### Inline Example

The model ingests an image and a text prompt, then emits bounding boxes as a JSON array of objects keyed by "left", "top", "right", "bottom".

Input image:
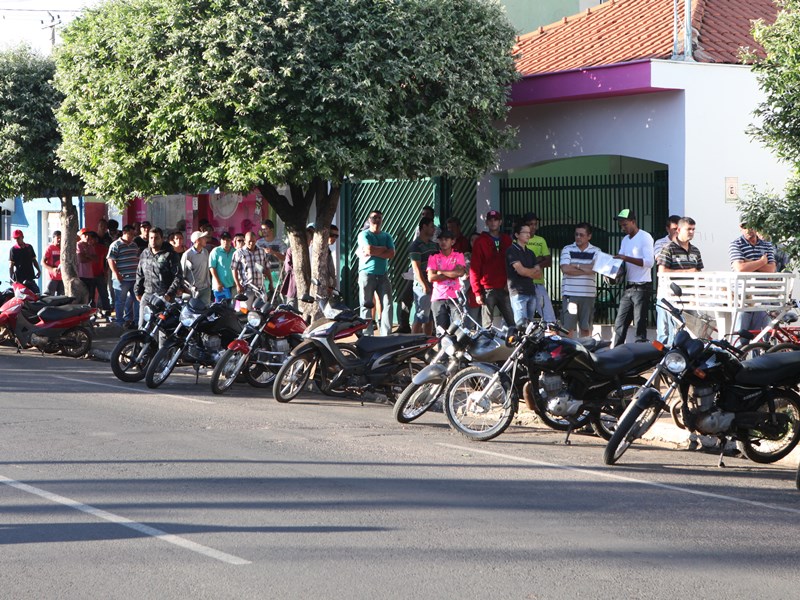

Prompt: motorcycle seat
[
  {"left": 36, "top": 296, "right": 75, "bottom": 307},
  {"left": 356, "top": 334, "right": 430, "bottom": 354},
  {"left": 591, "top": 343, "right": 663, "bottom": 377},
  {"left": 37, "top": 304, "right": 94, "bottom": 322},
  {"left": 735, "top": 352, "right": 800, "bottom": 386},
  {"left": 577, "top": 337, "right": 611, "bottom": 353}
]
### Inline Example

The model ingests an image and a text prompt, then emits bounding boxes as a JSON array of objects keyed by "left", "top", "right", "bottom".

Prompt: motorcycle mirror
[
  {"left": 234, "top": 293, "right": 248, "bottom": 302},
  {"left": 567, "top": 302, "right": 578, "bottom": 315},
  {"left": 670, "top": 282, "right": 683, "bottom": 297},
  {"left": 301, "top": 294, "right": 314, "bottom": 303}
]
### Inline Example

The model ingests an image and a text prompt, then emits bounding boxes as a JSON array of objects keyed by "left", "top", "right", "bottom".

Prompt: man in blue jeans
[
  {"left": 357, "top": 210, "right": 395, "bottom": 336},
  {"left": 107, "top": 224, "right": 141, "bottom": 328}
]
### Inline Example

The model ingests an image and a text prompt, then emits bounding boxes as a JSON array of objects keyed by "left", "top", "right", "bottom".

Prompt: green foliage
[
  {"left": 54, "top": 0, "right": 519, "bottom": 205},
  {"left": 0, "top": 45, "right": 81, "bottom": 199},
  {"left": 738, "top": 182, "right": 800, "bottom": 268}
]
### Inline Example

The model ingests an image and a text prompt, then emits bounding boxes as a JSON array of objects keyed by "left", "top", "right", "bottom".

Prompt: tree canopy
[{"left": 54, "top": 0, "right": 518, "bottom": 203}]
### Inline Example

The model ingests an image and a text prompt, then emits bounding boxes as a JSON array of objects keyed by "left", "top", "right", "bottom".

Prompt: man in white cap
[{"left": 181, "top": 230, "right": 212, "bottom": 306}]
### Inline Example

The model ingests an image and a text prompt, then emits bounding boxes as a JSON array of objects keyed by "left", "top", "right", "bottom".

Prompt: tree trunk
[{"left": 59, "top": 194, "right": 88, "bottom": 303}]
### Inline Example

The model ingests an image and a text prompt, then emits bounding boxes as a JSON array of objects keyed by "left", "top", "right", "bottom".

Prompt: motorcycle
[
  {"left": 393, "top": 296, "right": 514, "bottom": 424},
  {"left": 443, "top": 319, "right": 663, "bottom": 442},
  {"left": 144, "top": 297, "right": 245, "bottom": 388},
  {"left": 604, "top": 283, "right": 800, "bottom": 466},
  {"left": 109, "top": 295, "right": 182, "bottom": 382},
  {"left": 0, "top": 281, "right": 95, "bottom": 357},
  {"left": 272, "top": 292, "right": 436, "bottom": 404}
]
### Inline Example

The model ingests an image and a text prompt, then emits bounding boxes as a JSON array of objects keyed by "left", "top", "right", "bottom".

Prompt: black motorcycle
[
  {"left": 109, "top": 295, "right": 182, "bottom": 382},
  {"left": 145, "top": 297, "right": 245, "bottom": 388},
  {"left": 604, "top": 284, "right": 800, "bottom": 466},
  {"left": 443, "top": 320, "right": 662, "bottom": 442}
]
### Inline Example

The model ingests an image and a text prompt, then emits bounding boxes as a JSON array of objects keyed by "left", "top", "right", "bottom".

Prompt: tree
[
  {"left": 54, "top": 0, "right": 518, "bottom": 308},
  {"left": 0, "top": 46, "right": 87, "bottom": 300}
]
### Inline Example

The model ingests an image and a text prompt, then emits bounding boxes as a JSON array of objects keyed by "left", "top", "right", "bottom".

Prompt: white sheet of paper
[{"left": 593, "top": 251, "right": 623, "bottom": 278}]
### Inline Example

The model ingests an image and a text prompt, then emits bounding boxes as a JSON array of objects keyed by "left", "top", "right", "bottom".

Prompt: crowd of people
[{"left": 6, "top": 206, "right": 785, "bottom": 343}]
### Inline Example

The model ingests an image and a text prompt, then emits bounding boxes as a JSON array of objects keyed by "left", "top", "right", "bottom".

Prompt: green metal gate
[
  {"left": 499, "top": 170, "right": 669, "bottom": 322},
  {"left": 340, "top": 177, "right": 476, "bottom": 308}
]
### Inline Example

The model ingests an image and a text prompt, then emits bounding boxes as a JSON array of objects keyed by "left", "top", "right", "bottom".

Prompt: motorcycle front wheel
[
  {"left": 210, "top": 348, "right": 249, "bottom": 395},
  {"left": 737, "top": 390, "right": 800, "bottom": 463},
  {"left": 393, "top": 381, "right": 444, "bottom": 423},
  {"left": 273, "top": 351, "right": 318, "bottom": 403},
  {"left": 60, "top": 327, "right": 92, "bottom": 358},
  {"left": 110, "top": 333, "right": 155, "bottom": 382},
  {"left": 603, "top": 401, "right": 662, "bottom": 465},
  {"left": 314, "top": 344, "right": 359, "bottom": 397},
  {"left": 444, "top": 366, "right": 516, "bottom": 442},
  {"left": 145, "top": 342, "right": 183, "bottom": 389}
]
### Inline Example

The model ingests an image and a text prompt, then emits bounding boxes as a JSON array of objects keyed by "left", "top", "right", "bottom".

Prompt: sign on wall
[{"left": 725, "top": 177, "right": 739, "bottom": 203}]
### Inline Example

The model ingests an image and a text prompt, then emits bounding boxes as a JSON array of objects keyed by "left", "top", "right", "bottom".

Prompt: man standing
[
  {"left": 209, "top": 232, "right": 236, "bottom": 302},
  {"left": 408, "top": 216, "right": 438, "bottom": 335},
  {"left": 134, "top": 227, "right": 182, "bottom": 328},
  {"left": 169, "top": 230, "right": 187, "bottom": 255},
  {"left": 43, "top": 230, "right": 63, "bottom": 296},
  {"left": 8, "top": 229, "right": 41, "bottom": 293},
  {"left": 91, "top": 231, "right": 112, "bottom": 318},
  {"left": 657, "top": 217, "right": 703, "bottom": 344},
  {"left": 181, "top": 230, "right": 212, "bottom": 306},
  {"left": 523, "top": 213, "right": 556, "bottom": 322},
  {"left": 256, "top": 219, "right": 286, "bottom": 294},
  {"left": 231, "top": 231, "right": 269, "bottom": 309},
  {"left": 357, "top": 209, "right": 395, "bottom": 336},
  {"left": 729, "top": 221, "right": 777, "bottom": 334},
  {"left": 469, "top": 210, "right": 514, "bottom": 327},
  {"left": 446, "top": 216, "right": 471, "bottom": 254},
  {"left": 134, "top": 221, "right": 151, "bottom": 251},
  {"left": 653, "top": 215, "right": 681, "bottom": 344},
  {"left": 108, "top": 224, "right": 141, "bottom": 328},
  {"left": 506, "top": 222, "right": 540, "bottom": 326},
  {"left": 560, "top": 223, "right": 600, "bottom": 338},
  {"left": 427, "top": 230, "right": 466, "bottom": 329},
  {"left": 77, "top": 228, "right": 98, "bottom": 305},
  {"left": 613, "top": 209, "right": 655, "bottom": 346}
]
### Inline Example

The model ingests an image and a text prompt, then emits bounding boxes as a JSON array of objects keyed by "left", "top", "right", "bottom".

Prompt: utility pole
[{"left": 40, "top": 11, "right": 61, "bottom": 48}]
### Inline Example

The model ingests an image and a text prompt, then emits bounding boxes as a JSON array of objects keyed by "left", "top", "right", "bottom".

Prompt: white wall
[{"left": 480, "top": 60, "right": 792, "bottom": 270}]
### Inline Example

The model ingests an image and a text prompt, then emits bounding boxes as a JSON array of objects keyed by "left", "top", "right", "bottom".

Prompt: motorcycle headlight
[
  {"left": 664, "top": 351, "right": 687, "bottom": 374},
  {"left": 180, "top": 305, "right": 198, "bottom": 328},
  {"left": 142, "top": 305, "right": 153, "bottom": 323},
  {"left": 247, "top": 312, "right": 262, "bottom": 328},
  {"left": 441, "top": 336, "right": 456, "bottom": 356}
]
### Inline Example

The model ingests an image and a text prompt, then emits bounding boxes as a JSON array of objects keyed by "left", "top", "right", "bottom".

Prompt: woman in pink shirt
[{"left": 427, "top": 230, "right": 466, "bottom": 329}]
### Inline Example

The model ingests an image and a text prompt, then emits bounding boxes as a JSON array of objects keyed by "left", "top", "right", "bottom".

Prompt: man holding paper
[{"left": 612, "top": 209, "right": 654, "bottom": 346}]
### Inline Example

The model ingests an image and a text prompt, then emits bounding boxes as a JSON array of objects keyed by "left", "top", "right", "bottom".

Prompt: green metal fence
[{"left": 499, "top": 170, "right": 669, "bottom": 323}]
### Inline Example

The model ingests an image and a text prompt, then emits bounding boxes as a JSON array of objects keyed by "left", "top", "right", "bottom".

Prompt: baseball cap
[
  {"left": 486, "top": 210, "right": 502, "bottom": 220},
  {"left": 615, "top": 208, "right": 637, "bottom": 221},
  {"left": 219, "top": 231, "right": 232, "bottom": 240},
  {"left": 79, "top": 227, "right": 89, "bottom": 235},
  {"left": 190, "top": 230, "right": 209, "bottom": 243},
  {"left": 12, "top": 229, "right": 23, "bottom": 238},
  {"left": 522, "top": 212, "right": 540, "bottom": 223}
]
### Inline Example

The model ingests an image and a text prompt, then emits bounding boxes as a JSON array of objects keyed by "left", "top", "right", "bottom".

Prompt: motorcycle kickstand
[
  {"left": 717, "top": 437, "right": 727, "bottom": 468},
  {"left": 563, "top": 426, "right": 574, "bottom": 446},
  {"left": 193, "top": 364, "right": 201, "bottom": 384}
]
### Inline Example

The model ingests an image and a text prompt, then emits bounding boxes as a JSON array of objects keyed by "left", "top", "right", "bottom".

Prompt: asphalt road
[{"left": 2, "top": 347, "right": 800, "bottom": 599}]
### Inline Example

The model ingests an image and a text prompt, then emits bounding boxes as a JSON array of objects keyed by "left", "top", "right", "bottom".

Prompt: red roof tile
[{"left": 515, "top": 0, "right": 778, "bottom": 76}]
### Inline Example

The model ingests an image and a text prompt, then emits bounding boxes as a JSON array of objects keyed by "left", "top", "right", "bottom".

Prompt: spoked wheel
[
  {"left": 592, "top": 384, "right": 641, "bottom": 441},
  {"left": 210, "top": 348, "right": 249, "bottom": 395},
  {"left": 387, "top": 358, "right": 426, "bottom": 403},
  {"left": 145, "top": 342, "right": 183, "bottom": 389},
  {"left": 110, "top": 333, "right": 155, "bottom": 382},
  {"left": 244, "top": 360, "right": 278, "bottom": 388},
  {"left": 603, "top": 402, "right": 662, "bottom": 465},
  {"left": 444, "top": 366, "right": 516, "bottom": 442},
  {"left": 273, "top": 352, "right": 317, "bottom": 403},
  {"left": 737, "top": 390, "right": 800, "bottom": 463},
  {"left": 740, "top": 342, "right": 772, "bottom": 360},
  {"left": 766, "top": 343, "right": 800, "bottom": 354},
  {"left": 60, "top": 327, "right": 92, "bottom": 358},
  {"left": 393, "top": 381, "right": 444, "bottom": 424}
]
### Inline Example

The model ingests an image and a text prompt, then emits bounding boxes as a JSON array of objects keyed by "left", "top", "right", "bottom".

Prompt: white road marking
[
  {"left": 438, "top": 442, "right": 800, "bottom": 516},
  {"left": 0, "top": 475, "right": 250, "bottom": 565},
  {"left": 50, "top": 375, "right": 215, "bottom": 404}
]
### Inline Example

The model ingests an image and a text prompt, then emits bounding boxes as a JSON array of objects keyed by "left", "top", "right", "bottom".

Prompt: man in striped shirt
[
  {"left": 729, "top": 222, "right": 776, "bottom": 335},
  {"left": 232, "top": 231, "right": 268, "bottom": 309},
  {"left": 107, "top": 224, "right": 141, "bottom": 327},
  {"left": 657, "top": 217, "right": 703, "bottom": 344},
  {"left": 559, "top": 222, "right": 599, "bottom": 337}
]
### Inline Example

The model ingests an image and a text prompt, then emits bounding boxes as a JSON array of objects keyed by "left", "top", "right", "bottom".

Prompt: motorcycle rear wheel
[
  {"left": 60, "top": 327, "right": 92, "bottom": 358},
  {"left": 210, "top": 348, "right": 249, "bottom": 395},
  {"left": 393, "top": 381, "right": 443, "bottom": 423},
  {"left": 737, "top": 391, "right": 800, "bottom": 463},
  {"left": 444, "top": 366, "right": 516, "bottom": 442},
  {"left": 273, "top": 351, "right": 317, "bottom": 403},
  {"left": 110, "top": 333, "right": 155, "bottom": 382},
  {"left": 603, "top": 402, "right": 662, "bottom": 465},
  {"left": 145, "top": 342, "right": 183, "bottom": 388}
]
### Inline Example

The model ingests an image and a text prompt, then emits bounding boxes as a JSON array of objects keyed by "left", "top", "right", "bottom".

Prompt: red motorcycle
[
  {"left": 0, "top": 282, "right": 96, "bottom": 357},
  {"left": 209, "top": 291, "right": 367, "bottom": 394}
]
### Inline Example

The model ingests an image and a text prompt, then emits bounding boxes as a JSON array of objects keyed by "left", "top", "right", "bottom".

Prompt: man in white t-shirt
[
  {"left": 559, "top": 222, "right": 599, "bottom": 337},
  {"left": 613, "top": 209, "right": 654, "bottom": 346}
]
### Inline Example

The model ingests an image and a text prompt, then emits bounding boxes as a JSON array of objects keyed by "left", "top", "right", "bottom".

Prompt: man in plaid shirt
[{"left": 232, "top": 232, "right": 268, "bottom": 308}]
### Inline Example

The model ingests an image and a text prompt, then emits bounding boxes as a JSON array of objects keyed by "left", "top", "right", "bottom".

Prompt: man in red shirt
[
  {"left": 469, "top": 210, "right": 514, "bottom": 327},
  {"left": 43, "top": 230, "right": 64, "bottom": 295}
]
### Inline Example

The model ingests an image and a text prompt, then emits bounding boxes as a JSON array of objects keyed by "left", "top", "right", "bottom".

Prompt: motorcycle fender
[
  {"left": 119, "top": 329, "right": 152, "bottom": 344},
  {"left": 287, "top": 339, "right": 321, "bottom": 357},
  {"left": 633, "top": 387, "right": 665, "bottom": 410},
  {"left": 412, "top": 363, "right": 447, "bottom": 386},
  {"left": 227, "top": 339, "right": 251, "bottom": 354}
]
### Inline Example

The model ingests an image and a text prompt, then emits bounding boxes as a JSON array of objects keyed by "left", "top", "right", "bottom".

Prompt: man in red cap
[
  {"left": 8, "top": 229, "right": 41, "bottom": 293},
  {"left": 469, "top": 210, "right": 514, "bottom": 327}
]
